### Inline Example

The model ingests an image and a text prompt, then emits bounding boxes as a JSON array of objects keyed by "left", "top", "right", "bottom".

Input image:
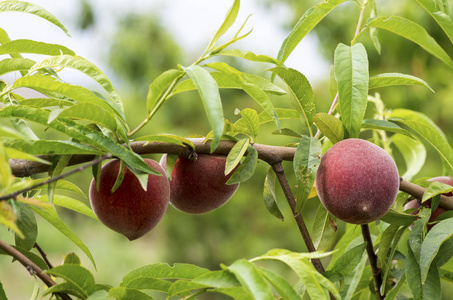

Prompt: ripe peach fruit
[
  {"left": 89, "top": 159, "right": 170, "bottom": 240},
  {"left": 160, "top": 154, "right": 239, "bottom": 214},
  {"left": 404, "top": 176, "right": 452, "bottom": 230},
  {"left": 315, "top": 138, "right": 400, "bottom": 224}
]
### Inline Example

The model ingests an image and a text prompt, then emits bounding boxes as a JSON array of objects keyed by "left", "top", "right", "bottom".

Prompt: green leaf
[
  {"left": 269, "top": 66, "right": 316, "bottom": 130},
  {"left": 420, "top": 217, "right": 453, "bottom": 283},
  {"left": 183, "top": 64, "right": 224, "bottom": 152},
  {"left": 380, "top": 226, "right": 407, "bottom": 294},
  {"left": 226, "top": 259, "right": 274, "bottom": 300},
  {"left": 328, "top": 224, "right": 362, "bottom": 267},
  {"left": 415, "top": 0, "right": 453, "bottom": 45},
  {"left": 293, "top": 136, "right": 321, "bottom": 212},
  {"left": 257, "top": 267, "right": 300, "bottom": 300},
  {"left": 380, "top": 208, "right": 419, "bottom": 226},
  {"left": 4, "top": 147, "right": 51, "bottom": 164},
  {"left": 215, "top": 49, "right": 281, "bottom": 65},
  {"left": 391, "top": 134, "right": 426, "bottom": 181},
  {"left": 225, "top": 138, "right": 249, "bottom": 175},
  {"left": 0, "top": 106, "right": 156, "bottom": 175},
  {"left": 226, "top": 145, "right": 258, "bottom": 185},
  {"left": 172, "top": 72, "right": 286, "bottom": 96},
  {"left": 8, "top": 75, "right": 125, "bottom": 120},
  {"left": 323, "top": 243, "right": 367, "bottom": 282},
  {"left": 422, "top": 181, "right": 453, "bottom": 203},
  {"left": 361, "top": 119, "right": 412, "bottom": 137},
  {"left": 390, "top": 109, "right": 453, "bottom": 171},
  {"left": 251, "top": 249, "right": 339, "bottom": 299},
  {"left": 38, "top": 195, "right": 97, "bottom": 219},
  {"left": 335, "top": 43, "right": 369, "bottom": 138},
  {"left": 0, "top": 245, "right": 48, "bottom": 271},
  {"left": 364, "top": 16, "right": 453, "bottom": 68},
  {"left": 0, "top": 281, "right": 7, "bottom": 300},
  {"left": 125, "top": 277, "right": 172, "bottom": 294},
  {"left": 134, "top": 134, "right": 195, "bottom": 150},
  {"left": 206, "top": 62, "right": 279, "bottom": 129},
  {"left": 14, "top": 203, "right": 37, "bottom": 251},
  {"left": 0, "top": 0, "right": 70, "bottom": 36},
  {"left": 271, "top": 128, "right": 301, "bottom": 138},
  {"left": 0, "top": 39, "right": 74, "bottom": 56},
  {"left": 146, "top": 69, "right": 184, "bottom": 114},
  {"left": 313, "top": 113, "right": 344, "bottom": 144},
  {"left": 107, "top": 287, "right": 154, "bottom": 300},
  {"left": 0, "top": 58, "right": 35, "bottom": 76},
  {"left": 235, "top": 108, "right": 259, "bottom": 141},
  {"left": 48, "top": 103, "right": 119, "bottom": 134},
  {"left": 1, "top": 138, "right": 104, "bottom": 155},
  {"left": 258, "top": 108, "right": 299, "bottom": 124},
  {"left": 29, "top": 55, "right": 125, "bottom": 114},
  {"left": 263, "top": 167, "right": 284, "bottom": 221},
  {"left": 0, "top": 125, "right": 26, "bottom": 139},
  {"left": 205, "top": 0, "right": 240, "bottom": 52},
  {"left": 339, "top": 255, "right": 368, "bottom": 300},
  {"left": 45, "top": 264, "right": 96, "bottom": 297},
  {"left": 64, "top": 253, "right": 82, "bottom": 265},
  {"left": 311, "top": 204, "right": 337, "bottom": 252},
  {"left": 30, "top": 205, "right": 96, "bottom": 268},
  {"left": 369, "top": 73, "right": 434, "bottom": 92},
  {"left": 277, "top": 0, "right": 348, "bottom": 64},
  {"left": 377, "top": 224, "right": 400, "bottom": 273},
  {"left": 28, "top": 179, "right": 86, "bottom": 199},
  {"left": 0, "top": 141, "right": 13, "bottom": 190},
  {"left": 121, "top": 263, "right": 210, "bottom": 287}
]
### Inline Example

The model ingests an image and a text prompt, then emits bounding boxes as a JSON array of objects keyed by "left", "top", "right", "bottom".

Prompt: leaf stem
[
  {"left": 361, "top": 224, "right": 384, "bottom": 300},
  {"left": 34, "top": 242, "right": 54, "bottom": 269},
  {"left": 0, "top": 239, "right": 72, "bottom": 300}
]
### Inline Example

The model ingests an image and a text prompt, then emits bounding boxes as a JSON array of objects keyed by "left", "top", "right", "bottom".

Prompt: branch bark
[
  {"left": 361, "top": 224, "right": 384, "bottom": 300},
  {"left": 0, "top": 239, "right": 72, "bottom": 300}
]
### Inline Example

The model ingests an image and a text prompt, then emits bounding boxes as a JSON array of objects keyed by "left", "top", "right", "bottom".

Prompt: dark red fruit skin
[
  {"left": 89, "top": 159, "right": 170, "bottom": 240},
  {"left": 404, "top": 176, "right": 452, "bottom": 230},
  {"left": 315, "top": 139, "right": 400, "bottom": 224},
  {"left": 160, "top": 154, "right": 239, "bottom": 214}
]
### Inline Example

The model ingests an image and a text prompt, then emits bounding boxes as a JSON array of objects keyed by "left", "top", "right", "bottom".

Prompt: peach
[
  {"left": 89, "top": 159, "right": 170, "bottom": 240},
  {"left": 160, "top": 154, "right": 239, "bottom": 214},
  {"left": 315, "top": 139, "right": 400, "bottom": 224}
]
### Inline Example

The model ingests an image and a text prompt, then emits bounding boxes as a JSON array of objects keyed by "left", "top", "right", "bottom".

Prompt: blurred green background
[{"left": 1, "top": 0, "right": 453, "bottom": 298}]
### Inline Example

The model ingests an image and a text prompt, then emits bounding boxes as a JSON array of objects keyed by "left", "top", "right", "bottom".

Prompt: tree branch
[
  {"left": 0, "top": 239, "right": 72, "bottom": 300},
  {"left": 361, "top": 224, "right": 384, "bottom": 300}
]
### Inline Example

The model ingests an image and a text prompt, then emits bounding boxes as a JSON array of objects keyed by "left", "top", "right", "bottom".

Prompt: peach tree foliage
[{"left": 1, "top": 0, "right": 453, "bottom": 299}]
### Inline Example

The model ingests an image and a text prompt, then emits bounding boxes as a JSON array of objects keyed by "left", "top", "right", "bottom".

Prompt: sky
[{"left": 0, "top": 0, "right": 329, "bottom": 86}]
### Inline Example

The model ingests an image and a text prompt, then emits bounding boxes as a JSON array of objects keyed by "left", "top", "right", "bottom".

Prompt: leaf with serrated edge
[
  {"left": 420, "top": 217, "right": 453, "bottom": 283},
  {"left": 335, "top": 43, "right": 369, "bottom": 138},
  {"left": 415, "top": 0, "right": 453, "bottom": 45},
  {"left": 369, "top": 73, "right": 434, "bottom": 92},
  {"left": 225, "top": 138, "right": 249, "bottom": 175},
  {"left": 183, "top": 65, "right": 224, "bottom": 152},
  {"left": 364, "top": 16, "right": 453, "bottom": 68},
  {"left": 277, "top": 0, "right": 348, "bottom": 64},
  {"left": 0, "top": 39, "right": 74, "bottom": 56},
  {"left": 0, "top": 0, "right": 70, "bottom": 36},
  {"left": 313, "top": 113, "right": 344, "bottom": 144},
  {"left": 0, "top": 58, "right": 35, "bottom": 76}
]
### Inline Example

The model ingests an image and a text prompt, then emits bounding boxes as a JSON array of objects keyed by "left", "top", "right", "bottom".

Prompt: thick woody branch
[{"left": 0, "top": 239, "right": 72, "bottom": 300}]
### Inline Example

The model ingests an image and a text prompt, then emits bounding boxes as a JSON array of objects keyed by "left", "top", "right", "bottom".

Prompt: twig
[
  {"left": 34, "top": 242, "right": 54, "bottom": 269},
  {"left": 0, "top": 239, "right": 72, "bottom": 300},
  {"left": 271, "top": 162, "right": 325, "bottom": 274},
  {"left": 361, "top": 224, "right": 384, "bottom": 300},
  {"left": 1, "top": 154, "right": 111, "bottom": 202}
]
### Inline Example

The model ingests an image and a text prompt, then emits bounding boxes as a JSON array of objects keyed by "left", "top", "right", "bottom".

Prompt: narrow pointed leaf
[
  {"left": 415, "top": 0, "right": 453, "bottom": 45},
  {"left": 227, "top": 259, "right": 274, "bottom": 300},
  {"left": 277, "top": 0, "right": 348, "bottom": 64},
  {"left": 335, "top": 43, "right": 369, "bottom": 138},
  {"left": 0, "top": 58, "right": 35, "bottom": 76},
  {"left": 183, "top": 64, "right": 224, "bottom": 152},
  {"left": 226, "top": 146, "right": 257, "bottom": 185},
  {"left": 263, "top": 167, "right": 284, "bottom": 221},
  {"left": 1, "top": 138, "right": 103, "bottom": 155},
  {"left": 206, "top": 0, "right": 240, "bottom": 52},
  {"left": 369, "top": 73, "right": 434, "bottom": 92},
  {"left": 30, "top": 206, "right": 96, "bottom": 268},
  {"left": 14, "top": 203, "right": 37, "bottom": 251},
  {"left": 293, "top": 136, "right": 321, "bottom": 212},
  {"left": 391, "top": 134, "right": 426, "bottom": 181},
  {"left": 30, "top": 55, "right": 124, "bottom": 113},
  {"left": 270, "top": 66, "right": 315, "bottom": 129},
  {"left": 323, "top": 242, "right": 367, "bottom": 282},
  {"left": 0, "top": 0, "right": 70, "bottom": 36},
  {"left": 225, "top": 138, "right": 249, "bottom": 175},
  {"left": 146, "top": 69, "right": 184, "bottom": 114},
  {"left": 420, "top": 217, "right": 453, "bottom": 283},
  {"left": 361, "top": 119, "right": 412, "bottom": 137},
  {"left": 215, "top": 49, "right": 281, "bottom": 65},
  {"left": 365, "top": 16, "right": 453, "bottom": 68},
  {"left": 312, "top": 204, "right": 337, "bottom": 252},
  {"left": 313, "top": 113, "right": 344, "bottom": 144},
  {"left": 257, "top": 267, "right": 300, "bottom": 300},
  {"left": 0, "top": 39, "right": 74, "bottom": 56},
  {"left": 235, "top": 109, "right": 259, "bottom": 141}
]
